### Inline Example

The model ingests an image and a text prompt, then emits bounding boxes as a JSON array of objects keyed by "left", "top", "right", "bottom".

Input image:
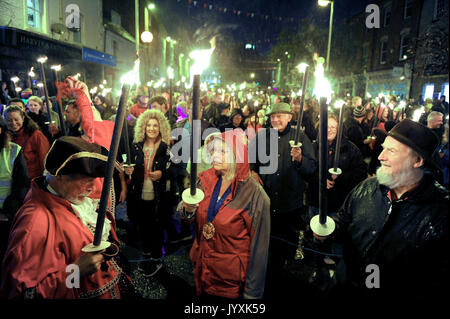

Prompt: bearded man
[{"left": 313, "top": 119, "right": 449, "bottom": 301}]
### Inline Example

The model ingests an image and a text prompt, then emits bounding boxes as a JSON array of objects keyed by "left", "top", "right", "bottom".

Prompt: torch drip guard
[
  {"left": 82, "top": 241, "right": 111, "bottom": 253},
  {"left": 182, "top": 188, "right": 205, "bottom": 205},
  {"left": 310, "top": 215, "right": 335, "bottom": 237}
]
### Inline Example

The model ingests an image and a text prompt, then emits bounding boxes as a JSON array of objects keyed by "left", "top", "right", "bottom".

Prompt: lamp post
[
  {"left": 168, "top": 66, "right": 174, "bottom": 121},
  {"left": 318, "top": 0, "right": 334, "bottom": 72},
  {"left": 141, "top": 30, "right": 153, "bottom": 84}
]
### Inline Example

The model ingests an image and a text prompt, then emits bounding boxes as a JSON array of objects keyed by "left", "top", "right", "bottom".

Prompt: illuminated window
[
  {"left": 399, "top": 34, "right": 410, "bottom": 61},
  {"left": 441, "top": 83, "right": 449, "bottom": 99},
  {"left": 423, "top": 84, "right": 434, "bottom": 100},
  {"left": 27, "top": 0, "right": 42, "bottom": 30}
]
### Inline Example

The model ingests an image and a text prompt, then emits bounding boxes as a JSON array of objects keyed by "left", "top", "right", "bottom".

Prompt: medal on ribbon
[{"left": 202, "top": 222, "right": 215, "bottom": 240}]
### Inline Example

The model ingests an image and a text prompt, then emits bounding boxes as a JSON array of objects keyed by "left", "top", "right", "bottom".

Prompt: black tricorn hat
[
  {"left": 44, "top": 136, "right": 120, "bottom": 177},
  {"left": 382, "top": 119, "right": 440, "bottom": 167}
]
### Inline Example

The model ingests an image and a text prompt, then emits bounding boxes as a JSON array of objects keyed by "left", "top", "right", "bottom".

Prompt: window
[
  {"left": 380, "top": 39, "right": 388, "bottom": 64},
  {"left": 404, "top": 0, "right": 413, "bottom": 19},
  {"left": 27, "top": 0, "right": 42, "bottom": 30},
  {"left": 399, "top": 34, "right": 410, "bottom": 61},
  {"left": 384, "top": 3, "right": 392, "bottom": 27},
  {"left": 434, "top": 0, "right": 446, "bottom": 19},
  {"left": 423, "top": 84, "right": 434, "bottom": 100},
  {"left": 441, "top": 83, "right": 449, "bottom": 99},
  {"left": 112, "top": 40, "right": 118, "bottom": 57}
]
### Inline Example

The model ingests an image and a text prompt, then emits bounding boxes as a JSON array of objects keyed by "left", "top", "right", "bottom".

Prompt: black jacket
[
  {"left": 332, "top": 174, "right": 449, "bottom": 297},
  {"left": 301, "top": 108, "right": 318, "bottom": 142},
  {"left": 250, "top": 123, "right": 316, "bottom": 213},
  {"left": 126, "top": 141, "right": 170, "bottom": 207},
  {"left": 66, "top": 121, "right": 83, "bottom": 137},
  {"left": 305, "top": 137, "right": 367, "bottom": 212}
]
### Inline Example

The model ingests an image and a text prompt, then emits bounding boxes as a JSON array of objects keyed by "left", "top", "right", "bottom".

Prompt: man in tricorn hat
[
  {"left": 313, "top": 119, "right": 449, "bottom": 300},
  {"left": 249, "top": 102, "right": 317, "bottom": 297},
  {"left": 0, "top": 136, "right": 133, "bottom": 299}
]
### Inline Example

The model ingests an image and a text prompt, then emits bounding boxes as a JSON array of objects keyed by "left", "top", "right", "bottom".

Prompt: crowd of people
[{"left": 0, "top": 75, "right": 448, "bottom": 301}]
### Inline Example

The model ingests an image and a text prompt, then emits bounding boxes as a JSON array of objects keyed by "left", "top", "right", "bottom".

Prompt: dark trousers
[
  {"left": 136, "top": 199, "right": 164, "bottom": 258},
  {"left": 265, "top": 208, "right": 305, "bottom": 295}
]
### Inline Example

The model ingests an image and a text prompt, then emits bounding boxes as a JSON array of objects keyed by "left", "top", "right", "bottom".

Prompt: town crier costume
[{"left": 0, "top": 136, "right": 133, "bottom": 299}]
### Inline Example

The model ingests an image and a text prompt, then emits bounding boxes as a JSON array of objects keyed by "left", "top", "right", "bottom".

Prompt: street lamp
[
  {"left": 318, "top": 0, "right": 334, "bottom": 72},
  {"left": 250, "top": 73, "right": 255, "bottom": 79},
  {"left": 141, "top": 31, "right": 153, "bottom": 43}
]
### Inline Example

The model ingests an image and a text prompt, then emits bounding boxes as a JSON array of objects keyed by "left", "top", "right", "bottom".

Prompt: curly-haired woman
[
  {"left": 124, "top": 109, "right": 171, "bottom": 277},
  {"left": 4, "top": 105, "right": 50, "bottom": 180}
]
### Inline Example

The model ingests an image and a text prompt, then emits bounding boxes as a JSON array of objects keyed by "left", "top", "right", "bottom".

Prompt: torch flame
[
  {"left": 314, "top": 59, "right": 331, "bottom": 103},
  {"left": 120, "top": 59, "right": 141, "bottom": 86},
  {"left": 189, "top": 37, "right": 216, "bottom": 78},
  {"left": 37, "top": 56, "right": 48, "bottom": 64},
  {"left": 334, "top": 100, "right": 345, "bottom": 109}
]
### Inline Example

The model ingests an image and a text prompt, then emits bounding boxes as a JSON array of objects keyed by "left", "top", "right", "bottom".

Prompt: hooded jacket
[
  {"left": 181, "top": 130, "right": 270, "bottom": 299},
  {"left": 12, "top": 127, "right": 50, "bottom": 180},
  {"left": 332, "top": 174, "right": 449, "bottom": 297}
]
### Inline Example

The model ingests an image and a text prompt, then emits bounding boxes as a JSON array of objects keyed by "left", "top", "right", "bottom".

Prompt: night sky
[{"left": 154, "top": 0, "right": 375, "bottom": 54}]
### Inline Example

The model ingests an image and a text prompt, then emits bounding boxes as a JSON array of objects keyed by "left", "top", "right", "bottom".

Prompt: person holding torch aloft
[{"left": 249, "top": 102, "right": 317, "bottom": 297}]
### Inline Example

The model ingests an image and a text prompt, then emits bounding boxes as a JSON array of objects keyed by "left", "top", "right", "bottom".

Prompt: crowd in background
[{"left": 0, "top": 77, "right": 448, "bottom": 299}]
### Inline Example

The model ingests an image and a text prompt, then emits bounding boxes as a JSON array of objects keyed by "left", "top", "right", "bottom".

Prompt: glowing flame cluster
[
  {"left": 189, "top": 47, "right": 215, "bottom": 77},
  {"left": 120, "top": 59, "right": 141, "bottom": 87},
  {"left": 314, "top": 59, "right": 331, "bottom": 103}
]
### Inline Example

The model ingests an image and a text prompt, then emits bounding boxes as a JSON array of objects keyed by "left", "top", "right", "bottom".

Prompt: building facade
[{"left": 333, "top": 0, "right": 448, "bottom": 101}]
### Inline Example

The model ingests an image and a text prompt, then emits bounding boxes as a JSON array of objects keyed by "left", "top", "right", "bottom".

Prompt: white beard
[{"left": 376, "top": 159, "right": 423, "bottom": 190}]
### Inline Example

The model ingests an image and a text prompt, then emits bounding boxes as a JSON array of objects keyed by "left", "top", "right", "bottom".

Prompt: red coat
[
  {"left": 0, "top": 177, "right": 124, "bottom": 299},
  {"left": 56, "top": 83, "right": 115, "bottom": 199},
  {"left": 188, "top": 130, "right": 270, "bottom": 299},
  {"left": 12, "top": 128, "right": 49, "bottom": 180}
]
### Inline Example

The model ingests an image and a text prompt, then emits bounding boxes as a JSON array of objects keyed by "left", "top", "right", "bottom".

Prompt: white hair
[{"left": 427, "top": 111, "right": 443, "bottom": 123}]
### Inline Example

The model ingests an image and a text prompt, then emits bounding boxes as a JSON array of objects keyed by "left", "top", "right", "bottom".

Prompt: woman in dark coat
[
  {"left": 306, "top": 114, "right": 368, "bottom": 214},
  {"left": 124, "top": 109, "right": 171, "bottom": 278}
]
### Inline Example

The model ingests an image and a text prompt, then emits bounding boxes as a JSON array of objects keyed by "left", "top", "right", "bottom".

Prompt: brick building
[{"left": 333, "top": 0, "right": 448, "bottom": 101}]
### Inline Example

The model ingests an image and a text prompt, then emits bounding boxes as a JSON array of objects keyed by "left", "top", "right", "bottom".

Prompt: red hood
[{"left": 199, "top": 129, "right": 249, "bottom": 198}]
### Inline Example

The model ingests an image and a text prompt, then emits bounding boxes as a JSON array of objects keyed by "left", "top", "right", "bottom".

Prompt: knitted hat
[{"left": 353, "top": 106, "right": 366, "bottom": 118}]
